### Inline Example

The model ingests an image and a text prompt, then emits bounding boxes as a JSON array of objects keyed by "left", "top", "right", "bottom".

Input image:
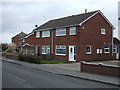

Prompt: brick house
[
  {"left": 19, "top": 10, "right": 115, "bottom": 61},
  {"left": 20, "top": 32, "right": 35, "bottom": 54},
  {"left": 12, "top": 32, "right": 27, "bottom": 49}
]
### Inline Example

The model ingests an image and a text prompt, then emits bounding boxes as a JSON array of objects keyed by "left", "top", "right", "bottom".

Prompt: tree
[
  {"left": 1, "top": 43, "right": 8, "bottom": 51},
  {"left": 5, "top": 43, "right": 17, "bottom": 52}
]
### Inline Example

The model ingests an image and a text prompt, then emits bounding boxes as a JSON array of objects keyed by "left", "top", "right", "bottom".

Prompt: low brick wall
[
  {"left": 2, "top": 53, "right": 19, "bottom": 60},
  {"left": 81, "top": 61, "right": 120, "bottom": 77}
]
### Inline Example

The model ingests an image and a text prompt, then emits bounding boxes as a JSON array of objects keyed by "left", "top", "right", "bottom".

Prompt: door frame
[{"left": 69, "top": 45, "right": 76, "bottom": 61}]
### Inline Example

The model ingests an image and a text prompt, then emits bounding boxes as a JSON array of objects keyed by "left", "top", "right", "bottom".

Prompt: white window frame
[
  {"left": 36, "top": 31, "right": 40, "bottom": 38},
  {"left": 56, "top": 28, "right": 66, "bottom": 36},
  {"left": 113, "top": 47, "right": 117, "bottom": 53},
  {"left": 23, "top": 39, "right": 25, "bottom": 42},
  {"left": 69, "top": 27, "right": 76, "bottom": 35},
  {"left": 86, "top": 45, "right": 92, "bottom": 54},
  {"left": 100, "top": 49, "right": 102, "bottom": 54},
  {"left": 97, "top": 49, "right": 100, "bottom": 54},
  {"left": 97, "top": 49, "right": 102, "bottom": 54},
  {"left": 42, "top": 30, "right": 50, "bottom": 37},
  {"left": 56, "top": 45, "right": 66, "bottom": 55},
  {"left": 104, "top": 46, "right": 110, "bottom": 53},
  {"left": 101, "top": 28, "right": 106, "bottom": 35},
  {"left": 42, "top": 45, "right": 50, "bottom": 54}
]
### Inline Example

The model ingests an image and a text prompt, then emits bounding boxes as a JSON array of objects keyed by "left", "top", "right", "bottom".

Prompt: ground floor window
[
  {"left": 113, "top": 47, "right": 117, "bottom": 53},
  {"left": 86, "top": 45, "right": 92, "bottom": 54},
  {"left": 56, "top": 45, "right": 66, "bottom": 55},
  {"left": 42, "top": 45, "right": 50, "bottom": 54},
  {"left": 104, "top": 46, "right": 110, "bottom": 53}
]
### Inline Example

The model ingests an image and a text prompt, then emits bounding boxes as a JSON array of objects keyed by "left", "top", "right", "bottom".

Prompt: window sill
[
  {"left": 104, "top": 52, "right": 110, "bottom": 54},
  {"left": 86, "top": 53, "right": 92, "bottom": 55},
  {"left": 101, "top": 33, "right": 105, "bottom": 35},
  {"left": 56, "top": 35, "right": 66, "bottom": 37},
  {"left": 69, "top": 34, "right": 76, "bottom": 35},
  {"left": 42, "top": 36, "right": 50, "bottom": 38},
  {"left": 56, "top": 54, "right": 66, "bottom": 56}
]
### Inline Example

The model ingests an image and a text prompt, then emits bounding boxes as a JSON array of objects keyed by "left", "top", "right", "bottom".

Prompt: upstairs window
[
  {"left": 42, "top": 30, "right": 50, "bottom": 37},
  {"left": 56, "top": 28, "right": 66, "bottom": 36},
  {"left": 86, "top": 45, "right": 92, "bottom": 54},
  {"left": 36, "top": 31, "right": 40, "bottom": 38},
  {"left": 42, "top": 45, "right": 50, "bottom": 54},
  {"left": 101, "top": 28, "right": 106, "bottom": 35},
  {"left": 104, "top": 46, "right": 110, "bottom": 53},
  {"left": 70, "top": 27, "right": 76, "bottom": 35}
]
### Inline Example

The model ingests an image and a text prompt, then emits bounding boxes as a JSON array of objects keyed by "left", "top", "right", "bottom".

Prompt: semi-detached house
[{"left": 18, "top": 10, "right": 115, "bottom": 61}]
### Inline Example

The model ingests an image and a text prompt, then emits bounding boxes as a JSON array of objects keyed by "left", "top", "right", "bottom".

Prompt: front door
[
  {"left": 36, "top": 46, "right": 40, "bottom": 56},
  {"left": 69, "top": 46, "right": 76, "bottom": 61}
]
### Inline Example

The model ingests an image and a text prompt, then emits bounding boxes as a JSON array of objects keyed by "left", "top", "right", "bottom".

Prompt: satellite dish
[
  {"left": 118, "top": 17, "right": 120, "bottom": 20},
  {"left": 35, "top": 25, "right": 38, "bottom": 27}
]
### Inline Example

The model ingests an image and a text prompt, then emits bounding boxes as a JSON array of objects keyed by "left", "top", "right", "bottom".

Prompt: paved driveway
[{"left": 42, "top": 63, "right": 80, "bottom": 71}]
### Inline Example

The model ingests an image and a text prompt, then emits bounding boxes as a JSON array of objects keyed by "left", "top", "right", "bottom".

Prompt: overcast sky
[{"left": 0, "top": 0, "right": 119, "bottom": 43}]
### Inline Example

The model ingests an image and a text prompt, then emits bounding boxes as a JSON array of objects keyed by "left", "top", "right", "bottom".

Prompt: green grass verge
[{"left": 40, "top": 60, "right": 68, "bottom": 64}]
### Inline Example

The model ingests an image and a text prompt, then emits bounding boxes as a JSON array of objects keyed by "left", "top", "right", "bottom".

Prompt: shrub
[
  {"left": 45, "top": 54, "right": 54, "bottom": 60},
  {"left": 18, "top": 54, "right": 41, "bottom": 64}
]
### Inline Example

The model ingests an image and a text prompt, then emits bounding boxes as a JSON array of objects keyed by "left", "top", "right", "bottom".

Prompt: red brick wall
[
  {"left": 81, "top": 62, "right": 120, "bottom": 77},
  {"left": 24, "top": 33, "right": 35, "bottom": 45},
  {"left": 12, "top": 35, "right": 19, "bottom": 46},
  {"left": 77, "top": 13, "right": 113, "bottom": 61}
]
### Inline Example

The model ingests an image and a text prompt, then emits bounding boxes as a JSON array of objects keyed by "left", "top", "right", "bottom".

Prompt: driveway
[{"left": 42, "top": 63, "right": 80, "bottom": 71}]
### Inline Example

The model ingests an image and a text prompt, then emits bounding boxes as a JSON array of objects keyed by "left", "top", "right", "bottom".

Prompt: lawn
[{"left": 40, "top": 60, "right": 68, "bottom": 64}]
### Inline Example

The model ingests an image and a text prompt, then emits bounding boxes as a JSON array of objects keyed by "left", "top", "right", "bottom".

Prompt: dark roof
[
  {"left": 12, "top": 32, "right": 27, "bottom": 39},
  {"left": 113, "top": 37, "right": 120, "bottom": 45},
  {"left": 18, "top": 32, "right": 27, "bottom": 38},
  {"left": 34, "top": 10, "right": 99, "bottom": 30}
]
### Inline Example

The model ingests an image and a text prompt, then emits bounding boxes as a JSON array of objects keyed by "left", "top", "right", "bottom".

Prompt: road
[{"left": 2, "top": 61, "right": 119, "bottom": 88}]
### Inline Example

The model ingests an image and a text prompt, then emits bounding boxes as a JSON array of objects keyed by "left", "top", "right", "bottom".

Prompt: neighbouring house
[
  {"left": 113, "top": 37, "right": 120, "bottom": 60},
  {"left": 20, "top": 32, "right": 35, "bottom": 54},
  {"left": 13, "top": 10, "right": 115, "bottom": 61},
  {"left": 12, "top": 31, "right": 27, "bottom": 49}
]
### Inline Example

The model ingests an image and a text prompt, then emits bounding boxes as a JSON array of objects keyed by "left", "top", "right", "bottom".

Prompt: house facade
[{"left": 14, "top": 10, "right": 115, "bottom": 61}]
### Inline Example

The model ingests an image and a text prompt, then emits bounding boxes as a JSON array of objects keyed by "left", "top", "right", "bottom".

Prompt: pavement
[{"left": 1, "top": 57, "right": 120, "bottom": 86}]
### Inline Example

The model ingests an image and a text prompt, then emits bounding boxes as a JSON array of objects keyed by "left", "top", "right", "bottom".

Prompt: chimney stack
[{"left": 85, "top": 9, "right": 87, "bottom": 13}]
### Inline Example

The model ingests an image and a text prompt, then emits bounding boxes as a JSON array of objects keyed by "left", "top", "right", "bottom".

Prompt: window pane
[
  {"left": 104, "top": 46, "right": 109, "bottom": 53},
  {"left": 101, "top": 28, "right": 106, "bottom": 34},
  {"left": 56, "top": 45, "right": 66, "bottom": 55},
  {"left": 56, "top": 28, "right": 66, "bottom": 36},
  {"left": 86, "top": 46, "right": 91, "bottom": 54},
  {"left": 70, "top": 27, "right": 76, "bottom": 35},
  {"left": 42, "top": 30, "right": 50, "bottom": 37},
  {"left": 36, "top": 32, "right": 40, "bottom": 38},
  {"left": 42, "top": 45, "right": 50, "bottom": 54}
]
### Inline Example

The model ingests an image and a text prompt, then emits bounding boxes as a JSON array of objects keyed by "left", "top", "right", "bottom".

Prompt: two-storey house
[{"left": 17, "top": 10, "right": 115, "bottom": 61}]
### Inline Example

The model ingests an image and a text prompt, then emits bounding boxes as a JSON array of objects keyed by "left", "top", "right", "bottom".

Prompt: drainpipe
[
  {"left": 112, "top": 27, "right": 115, "bottom": 56},
  {"left": 112, "top": 28, "right": 113, "bottom": 56},
  {"left": 51, "top": 29, "right": 54, "bottom": 54}
]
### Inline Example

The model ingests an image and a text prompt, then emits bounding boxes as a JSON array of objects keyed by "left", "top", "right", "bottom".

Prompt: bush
[
  {"left": 45, "top": 54, "right": 54, "bottom": 60},
  {"left": 18, "top": 54, "right": 42, "bottom": 64}
]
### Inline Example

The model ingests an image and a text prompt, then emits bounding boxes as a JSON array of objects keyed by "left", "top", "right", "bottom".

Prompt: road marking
[{"left": 3, "top": 71, "right": 26, "bottom": 82}]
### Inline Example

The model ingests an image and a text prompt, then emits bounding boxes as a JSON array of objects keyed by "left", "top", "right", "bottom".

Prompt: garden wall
[{"left": 81, "top": 61, "right": 120, "bottom": 77}]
